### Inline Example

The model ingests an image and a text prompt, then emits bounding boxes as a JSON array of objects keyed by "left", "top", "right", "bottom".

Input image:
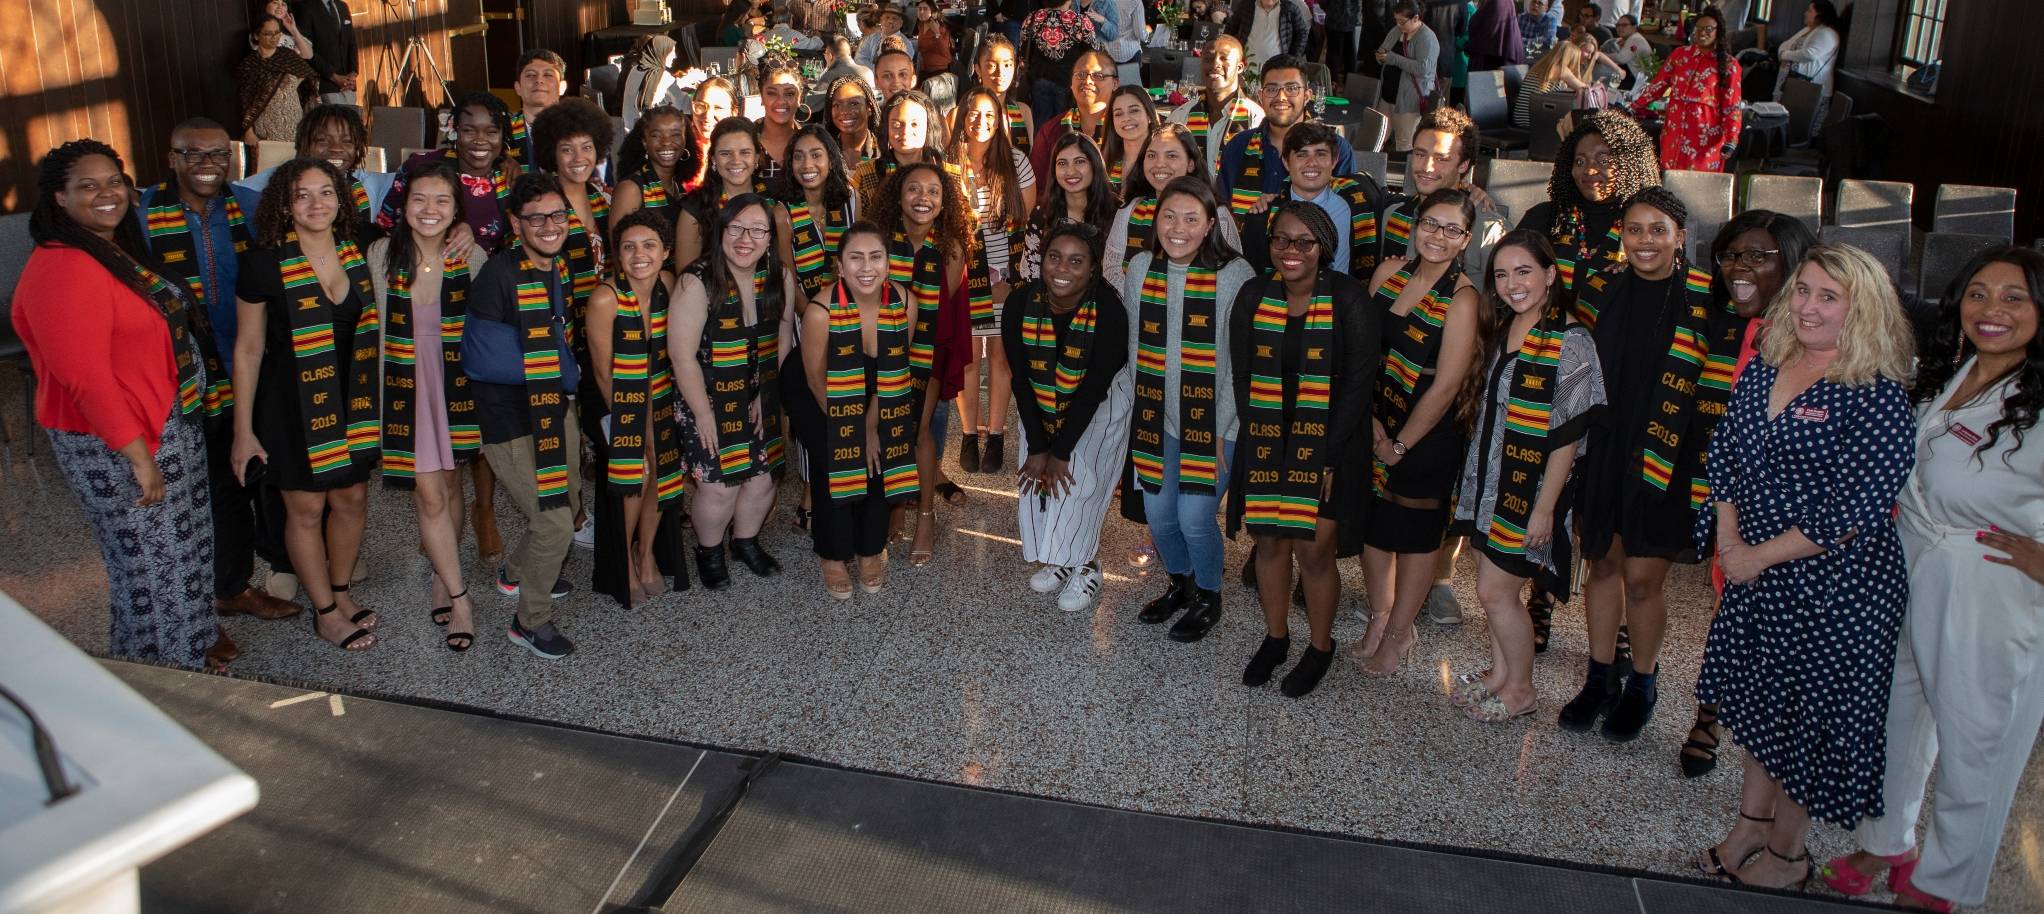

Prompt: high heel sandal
[
  {"left": 1696, "top": 812, "right": 1774, "bottom": 879},
  {"left": 330, "top": 583, "right": 378, "bottom": 630},
  {"left": 1890, "top": 858, "right": 1955, "bottom": 912},
  {"left": 310, "top": 601, "right": 376, "bottom": 652},
  {"left": 429, "top": 573, "right": 452, "bottom": 627},
  {"left": 1760, "top": 846, "right": 1815, "bottom": 891},
  {"left": 1819, "top": 849, "right": 1917, "bottom": 897},
  {"left": 443, "top": 589, "right": 473, "bottom": 652},
  {"left": 1361, "top": 630, "right": 1415, "bottom": 678},
  {"left": 910, "top": 509, "right": 936, "bottom": 566},
  {"left": 821, "top": 560, "right": 855, "bottom": 600},
  {"left": 1681, "top": 702, "right": 1722, "bottom": 778}
]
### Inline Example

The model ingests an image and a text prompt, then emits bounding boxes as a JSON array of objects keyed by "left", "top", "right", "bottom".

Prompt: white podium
[{"left": 0, "top": 595, "right": 257, "bottom": 914}]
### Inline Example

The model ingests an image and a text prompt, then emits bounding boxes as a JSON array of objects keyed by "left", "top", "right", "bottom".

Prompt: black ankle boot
[
  {"left": 1281, "top": 640, "right": 1336, "bottom": 697},
  {"left": 958, "top": 434, "right": 981, "bottom": 473},
  {"left": 1139, "top": 573, "right": 1193, "bottom": 624},
  {"left": 1168, "top": 588, "right": 1223, "bottom": 642},
  {"left": 1557, "top": 658, "right": 1621, "bottom": 732},
  {"left": 1601, "top": 669, "right": 1659, "bottom": 742},
  {"left": 981, "top": 433, "right": 1005, "bottom": 472},
  {"left": 1242, "top": 634, "right": 1291, "bottom": 686},
  {"left": 695, "top": 543, "right": 732, "bottom": 591},
  {"left": 729, "top": 536, "right": 782, "bottom": 577}
]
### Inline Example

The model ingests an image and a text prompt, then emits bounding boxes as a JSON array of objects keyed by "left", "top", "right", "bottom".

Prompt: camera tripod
[{"left": 377, "top": 0, "right": 456, "bottom": 107}]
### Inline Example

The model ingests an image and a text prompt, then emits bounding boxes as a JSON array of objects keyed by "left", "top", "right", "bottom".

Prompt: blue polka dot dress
[{"left": 1694, "top": 362, "right": 1916, "bottom": 829}]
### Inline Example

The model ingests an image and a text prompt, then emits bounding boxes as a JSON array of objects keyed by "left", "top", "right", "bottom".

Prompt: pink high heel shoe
[
  {"left": 1889, "top": 858, "right": 1955, "bottom": 912},
  {"left": 1817, "top": 849, "right": 1915, "bottom": 897}
]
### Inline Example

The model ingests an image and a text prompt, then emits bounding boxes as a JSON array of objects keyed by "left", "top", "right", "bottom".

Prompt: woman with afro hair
[{"left": 1517, "top": 109, "right": 1661, "bottom": 292}]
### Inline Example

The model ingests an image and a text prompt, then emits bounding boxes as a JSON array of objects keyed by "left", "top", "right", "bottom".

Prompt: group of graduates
[{"left": 13, "top": 26, "right": 2044, "bottom": 913}]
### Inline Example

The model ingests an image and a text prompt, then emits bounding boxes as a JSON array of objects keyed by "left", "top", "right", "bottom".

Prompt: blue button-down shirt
[
  {"left": 1216, "top": 124, "right": 1358, "bottom": 204},
  {"left": 135, "top": 184, "right": 242, "bottom": 370}
]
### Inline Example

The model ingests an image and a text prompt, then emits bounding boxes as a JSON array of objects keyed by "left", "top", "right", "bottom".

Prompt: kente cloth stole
[
  {"left": 563, "top": 204, "right": 605, "bottom": 367},
  {"left": 887, "top": 227, "right": 944, "bottom": 388},
  {"left": 348, "top": 177, "right": 372, "bottom": 224},
  {"left": 789, "top": 199, "right": 851, "bottom": 296},
  {"left": 511, "top": 252, "right": 576, "bottom": 510},
  {"left": 1060, "top": 108, "right": 1106, "bottom": 147},
  {"left": 1006, "top": 101, "right": 1032, "bottom": 152},
  {"left": 1371, "top": 264, "right": 1458, "bottom": 493},
  {"left": 605, "top": 279, "right": 686, "bottom": 502},
  {"left": 1260, "top": 181, "right": 1379, "bottom": 273},
  {"left": 586, "top": 182, "right": 613, "bottom": 226},
  {"left": 1227, "top": 131, "right": 1268, "bottom": 223},
  {"left": 1107, "top": 158, "right": 1124, "bottom": 192},
  {"left": 1130, "top": 260, "right": 1221, "bottom": 495},
  {"left": 1554, "top": 205, "right": 1624, "bottom": 290},
  {"left": 823, "top": 281, "right": 921, "bottom": 502},
  {"left": 704, "top": 268, "right": 784, "bottom": 481},
  {"left": 129, "top": 261, "right": 208, "bottom": 423},
  {"left": 1484, "top": 311, "right": 1572, "bottom": 555},
  {"left": 508, "top": 111, "right": 530, "bottom": 161},
  {"left": 627, "top": 164, "right": 672, "bottom": 211},
  {"left": 1187, "top": 95, "right": 1254, "bottom": 150},
  {"left": 1241, "top": 282, "right": 1335, "bottom": 535},
  {"left": 143, "top": 185, "right": 250, "bottom": 415},
  {"left": 380, "top": 254, "right": 477, "bottom": 485},
  {"left": 1020, "top": 284, "right": 1098, "bottom": 441},
  {"left": 1122, "top": 197, "right": 1159, "bottom": 260},
  {"left": 278, "top": 233, "right": 380, "bottom": 477}
]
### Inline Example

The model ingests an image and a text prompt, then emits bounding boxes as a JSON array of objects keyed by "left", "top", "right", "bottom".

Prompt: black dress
[
  {"left": 238, "top": 245, "right": 374, "bottom": 491},
  {"left": 1575, "top": 272, "right": 1706, "bottom": 562},
  {"left": 1363, "top": 268, "right": 1469, "bottom": 554}
]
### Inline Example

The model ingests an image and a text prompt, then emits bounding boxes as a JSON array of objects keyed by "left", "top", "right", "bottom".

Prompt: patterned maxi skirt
[{"left": 48, "top": 411, "right": 216, "bottom": 668}]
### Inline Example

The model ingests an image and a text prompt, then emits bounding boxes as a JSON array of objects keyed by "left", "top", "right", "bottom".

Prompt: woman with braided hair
[
  {"left": 1564, "top": 185, "right": 1744, "bottom": 742},
  {"left": 233, "top": 157, "right": 384, "bottom": 652},
  {"left": 1516, "top": 109, "right": 1660, "bottom": 291},
  {"left": 1629, "top": 5, "right": 1743, "bottom": 172},
  {"left": 13, "top": 139, "right": 222, "bottom": 667}
]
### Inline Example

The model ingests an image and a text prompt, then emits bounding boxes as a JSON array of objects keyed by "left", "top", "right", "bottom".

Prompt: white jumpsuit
[{"left": 1855, "top": 363, "right": 2044, "bottom": 907}]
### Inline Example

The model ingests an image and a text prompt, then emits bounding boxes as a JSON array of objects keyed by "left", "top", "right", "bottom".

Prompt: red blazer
[{"left": 12, "top": 244, "right": 179, "bottom": 453}]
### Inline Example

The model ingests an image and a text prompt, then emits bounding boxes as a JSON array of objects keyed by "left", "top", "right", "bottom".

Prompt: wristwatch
[{"left": 1391, "top": 440, "right": 1409, "bottom": 457}]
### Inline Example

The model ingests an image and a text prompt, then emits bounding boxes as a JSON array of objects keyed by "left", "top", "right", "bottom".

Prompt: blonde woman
[{"left": 1512, "top": 32, "right": 1614, "bottom": 128}]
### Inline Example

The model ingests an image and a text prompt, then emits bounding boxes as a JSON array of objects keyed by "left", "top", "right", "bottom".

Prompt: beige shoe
[{"left": 264, "top": 571, "right": 300, "bottom": 602}]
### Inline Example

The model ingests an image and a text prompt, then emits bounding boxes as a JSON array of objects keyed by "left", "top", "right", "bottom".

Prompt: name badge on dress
[
  {"left": 1949, "top": 421, "right": 1981, "bottom": 447},
  {"left": 1790, "top": 406, "right": 1829, "bottom": 422}
]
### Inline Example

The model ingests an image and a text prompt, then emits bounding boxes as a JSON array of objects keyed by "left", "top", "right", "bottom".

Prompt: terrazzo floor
[{"left": 2, "top": 375, "right": 2040, "bottom": 912}]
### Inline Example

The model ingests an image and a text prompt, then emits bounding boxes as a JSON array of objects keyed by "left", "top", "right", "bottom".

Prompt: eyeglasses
[
  {"left": 726, "top": 224, "right": 772, "bottom": 241},
  {"left": 1416, "top": 216, "right": 1470, "bottom": 240},
  {"left": 517, "top": 210, "right": 571, "bottom": 226},
  {"left": 173, "top": 148, "right": 233, "bottom": 165},
  {"left": 1264, "top": 81, "right": 1309, "bottom": 97},
  {"left": 1714, "top": 248, "right": 1781, "bottom": 267},
  {"left": 1269, "top": 235, "right": 1320, "bottom": 252},
  {"left": 1075, "top": 70, "right": 1116, "bottom": 83}
]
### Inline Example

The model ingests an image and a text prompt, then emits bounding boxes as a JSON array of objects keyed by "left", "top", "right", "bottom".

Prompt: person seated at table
[
  {"left": 1167, "top": 35, "right": 1264, "bottom": 177},
  {"left": 621, "top": 35, "right": 684, "bottom": 130},
  {"left": 1575, "top": 3, "right": 1613, "bottom": 44},
  {"left": 1100, "top": 85, "right": 1157, "bottom": 200},
  {"left": 1027, "top": 46, "right": 1115, "bottom": 179},
  {"left": 716, "top": 0, "right": 758, "bottom": 46},
  {"left": 857, "top": 3, "right": 914, "bottom": 68},
  {"left": 854, "top": 89, "right": 948, "bottom": 213},
  {"left": 971, "top": 34, "right": 1036, "bottom": 155},
  {"left": 1519, "top": 0, "right": 1563, "bottom": 58},
  {"left": 1215, "top": 55, "right": 1357, "bottom": 238},
  {"left": 676, "top": 116, "right": 773, "bottom": 270},
  {"left": 1608, "top": 15, "right": 1653, "bottom": 89}
]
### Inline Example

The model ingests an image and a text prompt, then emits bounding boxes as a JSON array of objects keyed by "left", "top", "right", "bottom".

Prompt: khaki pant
[{"left": 482, "top": 406, "right": 582, "bottom": 629}]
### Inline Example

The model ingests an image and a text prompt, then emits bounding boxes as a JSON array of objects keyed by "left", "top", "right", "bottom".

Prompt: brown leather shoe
[
  {"left": 216, "top": 586, "right": 304, "bottom": 620},
  {"left": 205, "top": 625, "right": 240, "bottom": 671}
]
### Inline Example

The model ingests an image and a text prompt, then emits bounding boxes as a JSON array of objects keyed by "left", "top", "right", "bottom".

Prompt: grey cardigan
[
  {"left": 1121, "top": 251, "right": 1256, "bottom": 444},
  {"left": 1377, "top": 24, "right": 1440, "bottom": 114}
]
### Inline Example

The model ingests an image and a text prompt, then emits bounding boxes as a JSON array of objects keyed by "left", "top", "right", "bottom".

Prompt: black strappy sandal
[
  {"left": 934, "top": 481, "right": 965, "bottom": 505},
  {"left": 310, "top": 601, "right": 376, "bottom": 652},
  {"left": 1762, "top": 845, "right": 1815, "bottom": 891},
  {"left": 429, "top": 573, "right": 452, "bottom": 627},
  {"left": 443, "top": 588, "right": 473, "bottom": 653},
  {"left": 1528, "top": 589, "right": 1554, "bottom": 653},
  {"left": 331, "top": 582, "right": 378, "bottom": 630},
  {"left": 1697, "top": 812, "right": 1773, "bottom": 880},
  {"left": 1682, "top": 702, "right": 1722, "bottom": 778}
]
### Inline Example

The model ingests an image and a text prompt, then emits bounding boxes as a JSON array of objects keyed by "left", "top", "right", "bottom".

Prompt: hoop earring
[{"left": 796, "top": 103, "right": 814, "bottom": 125}]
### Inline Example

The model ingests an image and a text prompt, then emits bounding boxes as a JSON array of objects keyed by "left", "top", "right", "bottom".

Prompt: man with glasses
[
  {"left": 462, "top": 174, "right": 585, "bottom": 659},
  {"left": 137, "top": 119, "right": 305, "bottom": 659},
  {"left": 1216, "top": 55, "right": 1357, "bottom": 236},
  {"left": 1168, "top": 35, "right": 1265, "bottom": 175},
  {"left": 1029, "top": 48, "right": 1118, "bottom": 179}
]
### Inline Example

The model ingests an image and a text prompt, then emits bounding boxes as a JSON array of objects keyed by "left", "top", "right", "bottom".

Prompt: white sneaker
[
  {"left": 1058, "top": 564, "right": 1102, "bottom": 612},
  {"left": 1424, "top": 582, "right": 1464, "bottom": 624},
  {"left": 1030, "top": 564, "right": 1073, "bottom": 594},
  {"left": 572, "top": 514, "right": 596, "bottom": 549}
]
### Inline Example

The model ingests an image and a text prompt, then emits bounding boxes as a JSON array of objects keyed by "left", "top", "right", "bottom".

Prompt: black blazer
[{"left": 291, "top": 0, "right": 358, "bottom": 94}]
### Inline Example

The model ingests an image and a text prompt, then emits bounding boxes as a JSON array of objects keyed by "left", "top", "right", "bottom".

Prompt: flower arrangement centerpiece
[
  {"left": 762, "top": 34, "right": 795, "bottom": 60},
  {"left": 1158, "top": 2, "right": 1186, "bottom": 31}
]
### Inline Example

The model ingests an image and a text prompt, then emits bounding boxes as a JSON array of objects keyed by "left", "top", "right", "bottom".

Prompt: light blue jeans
[{"left": 1141, "top": 434, "right": 1236, "bottom": 591}]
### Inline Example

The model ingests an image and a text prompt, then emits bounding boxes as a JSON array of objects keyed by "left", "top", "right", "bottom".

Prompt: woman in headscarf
[
  {"left": 621, "top": 34, "right": 683, "bottom": 130},
  {"left": 236, "top": 13, "right": 319, "bottom": 144}
]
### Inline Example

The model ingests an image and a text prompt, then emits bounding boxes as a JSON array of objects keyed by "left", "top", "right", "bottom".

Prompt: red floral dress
[{"left": 1630, "top": 45, "right": 1744, "bottom": 172}]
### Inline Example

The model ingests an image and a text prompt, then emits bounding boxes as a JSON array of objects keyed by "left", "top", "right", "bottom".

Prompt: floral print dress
[{"left": 1629, "top": 44, "right": 1743, "bottom": 172}]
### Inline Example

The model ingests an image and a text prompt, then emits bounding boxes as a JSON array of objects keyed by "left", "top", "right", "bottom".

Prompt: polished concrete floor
[{"left": 2, "top": 376, "right": 2039, "bottom": 912}]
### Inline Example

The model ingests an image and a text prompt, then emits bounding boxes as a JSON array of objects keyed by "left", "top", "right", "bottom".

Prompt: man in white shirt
[
  {"left": 1598, "top": 0, "right": 1642, "bottom": 29},
  {"left": 1246, "top": 0, "right": 1284, "bottom": 71}
]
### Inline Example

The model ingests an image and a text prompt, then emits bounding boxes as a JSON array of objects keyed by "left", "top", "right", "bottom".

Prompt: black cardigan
[{"left": 1001, "top": 278, "right": 1132, "bottom": 461}]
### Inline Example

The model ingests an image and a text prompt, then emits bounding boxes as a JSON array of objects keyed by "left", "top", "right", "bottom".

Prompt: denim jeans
[{"left": 1140, "top": 435, "right": 1235, "bottom": 591}]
